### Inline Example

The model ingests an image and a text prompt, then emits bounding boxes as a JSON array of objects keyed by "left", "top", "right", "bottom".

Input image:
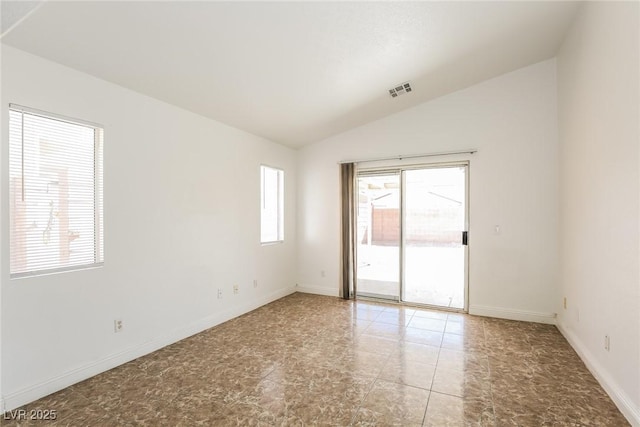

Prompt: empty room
[{"left": 0, "top": 1, "right": 638, "bottom": 426}]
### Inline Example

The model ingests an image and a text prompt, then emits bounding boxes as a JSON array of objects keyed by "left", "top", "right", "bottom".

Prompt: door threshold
[
  {"left": 356, "top": 292, "right": 398, "bottom": 302},
  {"left": 401, "top": 301, "right": 467, "bottom": 314},
  {"left": 356, "top": 295, "right": 467, "bottom": 314}
]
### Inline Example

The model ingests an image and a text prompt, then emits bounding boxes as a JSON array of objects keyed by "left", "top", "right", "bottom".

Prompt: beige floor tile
[
  {"left": 3, "top": 293, "right": 629, "bottom": 427},
  {"left": 431, "top": 366, "right": 491, "bottom": 399},
  {"left": 382, "top": 306, "right": 416, "bottom": 316},
  {"left": 356, "top": 379, "right": 430, "bottom": 426},
  {"left": 403, "top": 327, "right": 444, "bottom": 347},
  {"left": 423, "top": 391, "right": 495, "bottom": 426},
  {"left": 436, "top": 348, "right": 489, "bottom": 372},
  {"left": 444, "top": 319, "right": 485, "bottom": 336},
  {"left": 412, "top": 309, "right": 449, "bottom": 320},
  {"left": 354, "top": 333, "right": 400, "bottom": 354},
  {"left": 374, "top": 311, "right": 414, "bottom": 326},
  {"left": 364, "top": 321, "right": 406, "bottom": 339},
  {"left": 379, "top": 357, "right": 436, "bottom": 390},
  {"left": 441, "top": 331, "right": 486, "bottom": 352},
  {"left": 393, "top": 341, "right": 440, "bottom": 365},
  {"left": 338, "top": 349, "right": 390, "bottom": 378},
  {"left": 408, "top": 316, "right": 447, "bottom": 333}
]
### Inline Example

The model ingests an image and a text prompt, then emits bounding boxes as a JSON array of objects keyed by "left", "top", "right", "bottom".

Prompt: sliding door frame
[
  {"left": 356, "top": 161, "right": 470, "bottom": 313},
  {"left": 356, "top": 169, "right": 402, "bottom": 302}
]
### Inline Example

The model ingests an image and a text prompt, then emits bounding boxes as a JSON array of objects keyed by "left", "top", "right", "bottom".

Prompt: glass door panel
[
  {"left": 356, "top": 173, "right": 400, "bottom": 301},
  {"left": 403, "top": 167, "right": 466, "bottom": 309}
]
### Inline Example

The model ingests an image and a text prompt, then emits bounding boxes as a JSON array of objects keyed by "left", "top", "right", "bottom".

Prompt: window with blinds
[
  {"left": 260, "top": 165, "right": 284, "bottom": 244},
  {"left": 9, "top": 105, "right": 104, "bottom": 278}
]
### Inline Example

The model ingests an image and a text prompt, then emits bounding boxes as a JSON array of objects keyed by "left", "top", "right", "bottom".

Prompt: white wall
[
  {"left": 297, "top": 59, "right": 559, "bottom": 323},
  {"left": 0, "top": 46, "right": 297, "bottom": 410},
  {"left": 556, "top": 2, "right": 639, "bottom": 424}
]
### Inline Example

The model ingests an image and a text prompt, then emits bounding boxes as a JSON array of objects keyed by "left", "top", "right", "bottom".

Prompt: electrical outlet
[
  {"left": 217, "top": 289, "right": 223, "bottom": 299},
  {"left": 114, "top": 319, "right": 123, "bottom": 333},
  {"left": 563, "top": 297, "right": 567, "bottom": 309},
  {"left": 604, "top": 335, "right": 610, "bottom": 352},
  {"left": 253, "top": 279, "right": 258, "bottom": 288},
  {"left": 233, "top": 284, "right": 239, "bottom": 294}
]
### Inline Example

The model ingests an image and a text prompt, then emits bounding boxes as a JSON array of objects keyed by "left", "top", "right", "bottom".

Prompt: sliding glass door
[
  {"left": 356, "top": 173, "right": 401, "bottom": 301},
  {"left": 355, "top": 164, "right": 468, "bottom": 311},
  {"left": 403, "top": 166, "right": 467, "bottom": 309}
]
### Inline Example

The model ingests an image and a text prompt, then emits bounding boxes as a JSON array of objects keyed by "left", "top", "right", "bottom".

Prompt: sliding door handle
[{"left": 462, "top": 231, "right": 468, "bottom": 246}]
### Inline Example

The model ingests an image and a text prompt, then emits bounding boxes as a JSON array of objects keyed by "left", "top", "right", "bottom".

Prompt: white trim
[
  {"left": 295, "top": 284, "right": 339, "bottom": 297},
  {"left": 8, "top": 104, "right": 103, "bottom": 129},
  {"left": 557, "top": 322, "right": 640, "bottom": 426},
  {"left": 338, "top": 149, "right": 477, "bottom": 165},
  {"left": 468, "top": 304, "right": 556, "bottom": 324},
  {"left": 10, "top": 263, "right": 104, "bottom": 280},
  {"left": 2, "top": 286, "right": 296, "bottom": 412}
]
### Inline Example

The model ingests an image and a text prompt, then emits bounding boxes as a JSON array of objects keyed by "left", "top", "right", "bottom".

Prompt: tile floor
[{"left": 2, "top": 293, "right": 628, "bottom": 426}]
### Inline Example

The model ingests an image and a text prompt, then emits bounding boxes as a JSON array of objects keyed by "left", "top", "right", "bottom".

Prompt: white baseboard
[
  {"left": 468, "top": 304, "right": 557, "bottom": 324},
  {"left": 557, "top": 321, "right": 640, "bottom": 426},
  {"left": 295, "top": 283, "right": 339, "bottom": 297},
  {"left": 2, "top": 286, "right": 296, "bottom": 412}
]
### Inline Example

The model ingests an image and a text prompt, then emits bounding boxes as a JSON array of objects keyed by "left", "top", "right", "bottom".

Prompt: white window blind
[
  {"left": 9, "top": 105, "right": 104, "bottom": 278},
  {"left": 260, "top": 165, "right": 284, "bottom": 243}
]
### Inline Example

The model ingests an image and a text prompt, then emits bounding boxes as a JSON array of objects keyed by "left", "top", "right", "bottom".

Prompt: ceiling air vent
[{"left": 389, "top": 82, "right": 412, "bottom": 98}]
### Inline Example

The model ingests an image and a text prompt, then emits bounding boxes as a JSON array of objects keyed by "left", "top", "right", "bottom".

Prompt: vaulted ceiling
[{"left": 1, "top": 1, "right": 580, "bottom": 147}]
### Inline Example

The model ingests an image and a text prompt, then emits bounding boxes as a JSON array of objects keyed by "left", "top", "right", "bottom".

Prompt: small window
[
  {"left": 260, "top": 165, "right": 284, "bottom": 243},
  {"left": 9, "top": 105, "right": 104, "bottom": 278}
]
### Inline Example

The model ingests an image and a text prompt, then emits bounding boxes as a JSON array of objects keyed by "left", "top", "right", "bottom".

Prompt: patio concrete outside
[{"left": 357, "top": 243, "right": 465, "bottom": 309}]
